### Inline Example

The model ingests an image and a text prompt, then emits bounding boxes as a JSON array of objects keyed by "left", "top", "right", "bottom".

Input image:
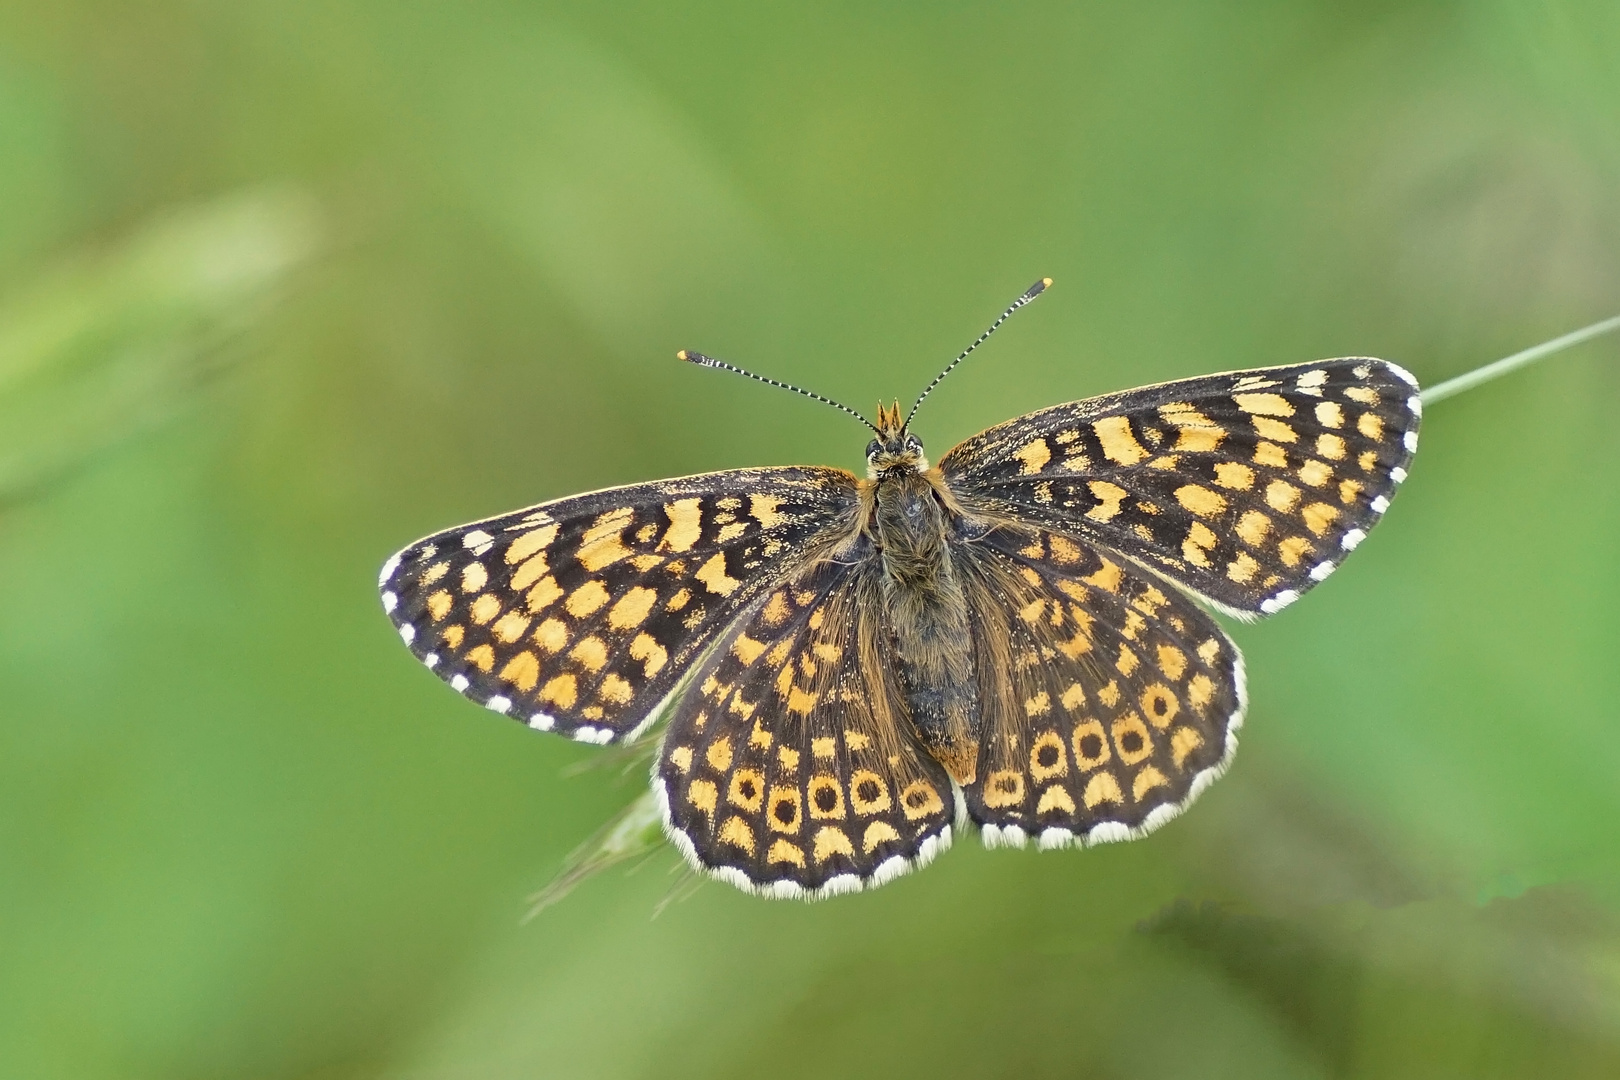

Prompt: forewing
[
  {"left": 956, "top": 524, "right": 1243, "bottom": 848},
  {"left": 655, "top": 550, "right": 957, "bottom": 899},
  {"left": 939, "top": 358, "right": 1421, "bottom": 616},
  {"left": 379, "top": 467, "right": 858, "bottom": 743}
]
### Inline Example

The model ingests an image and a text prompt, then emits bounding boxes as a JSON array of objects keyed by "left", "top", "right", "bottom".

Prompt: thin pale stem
[{"left": 1421, "top": 314, "right": 1620, "bottom": 406}]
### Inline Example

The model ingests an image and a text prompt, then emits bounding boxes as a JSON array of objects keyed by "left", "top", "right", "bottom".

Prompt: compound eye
[
  {"left": 906, "top": 436, "right": 922, "bottom": 452},
  {"left": 866, "top": 440, "right": 881, "bottom": 458}
]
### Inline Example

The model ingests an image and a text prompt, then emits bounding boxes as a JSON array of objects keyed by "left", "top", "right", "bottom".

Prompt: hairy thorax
[{"left": 864, "top": 467, "right": 981, "bottom": 783}]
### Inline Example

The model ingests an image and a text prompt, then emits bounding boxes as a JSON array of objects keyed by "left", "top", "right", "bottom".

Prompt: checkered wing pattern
[
  {"left": 378, "top": 467, "right": 859, "bottom": 744},
  {"left": 956, "top": 524, "right": 1242, "bottom": 848},
  {"left": 940, "top": 358, "right": 1421, "bottom": 616},
  {"left": 656, "top": 550, "right": 957, "bottom": 899}
]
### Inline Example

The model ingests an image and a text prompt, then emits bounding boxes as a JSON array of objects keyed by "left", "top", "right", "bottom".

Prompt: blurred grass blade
[
  {"left": 0, "top": 187, "right": 320, "bottom": 502},
  {"left": 524, "top": 790, "right": 666, "bottom": 920},
  {"left": 1421, "top": 314, "right": 1620, "bottom": 406}
]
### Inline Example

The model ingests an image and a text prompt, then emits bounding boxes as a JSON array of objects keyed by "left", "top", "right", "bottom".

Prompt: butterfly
[{"left": 379, "top": 279, "right": 1421, "bottom": 900}]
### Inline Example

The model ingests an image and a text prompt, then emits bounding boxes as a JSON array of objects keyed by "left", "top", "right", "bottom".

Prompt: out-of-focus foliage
[{"left": 1, "top": 3, "right": 1617, "bottom": 1079}]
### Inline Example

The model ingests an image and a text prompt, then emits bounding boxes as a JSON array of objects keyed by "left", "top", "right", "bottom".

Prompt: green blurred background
[{"left": 3, "top": 3, "right": 1619, "bottom": 1077}]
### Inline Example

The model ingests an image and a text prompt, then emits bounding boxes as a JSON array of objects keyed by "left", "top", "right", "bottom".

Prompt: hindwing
[
  {"left": 955, "top": 523, "right": 1243, "bottom": 848},
  {"left": 655, "top": 546, "right": 957, "bottom": 899},
  {"left": 940, "top": 358, "right": 1421, "bottom": 616},
  {"left": 379, "top": 467, "right": 858, "bottom": 743}
]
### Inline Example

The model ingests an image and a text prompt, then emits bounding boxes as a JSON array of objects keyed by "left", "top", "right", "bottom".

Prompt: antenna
[
  {"left": 904, "top": 277, "right": 1051, "bottom": 431},
  {"left": 677, "top": 350, "right": 880, "bottom": 435}
]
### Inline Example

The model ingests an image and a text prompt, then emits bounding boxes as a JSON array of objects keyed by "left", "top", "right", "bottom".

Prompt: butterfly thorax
[{"left": 862, "top": 414, "right": 981, "bottom": 784}]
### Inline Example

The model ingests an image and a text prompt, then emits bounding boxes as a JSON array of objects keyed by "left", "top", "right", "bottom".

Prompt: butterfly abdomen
[{"left": 870, "top": 470, "right": 981, "bottom": 783}]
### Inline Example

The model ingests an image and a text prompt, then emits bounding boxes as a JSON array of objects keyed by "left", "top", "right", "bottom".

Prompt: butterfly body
[{"left": 381, "top": 340, "right": 1421, "bottom": 900}]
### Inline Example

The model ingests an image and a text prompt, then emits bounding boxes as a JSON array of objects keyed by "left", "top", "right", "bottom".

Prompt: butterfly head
[{"left": 866, "top": 400, "right": 927, "bottom": 476}]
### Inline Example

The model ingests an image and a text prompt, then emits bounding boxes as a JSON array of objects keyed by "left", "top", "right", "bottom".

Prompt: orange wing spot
[
  {"left": 569, "top": 636, "right": 608, "bottom": 673},
  {"left": 426, "top": 590, "right": 453, "bottom": 621},
  {"left": 659, "top": 498, "right": 703, "bottom": 553},
  {"left": 808, "top": 774, "right": 846, "bottom": 820},
  {"left": 1037, "top": 785, "right": 1077, "bottom": 815},
  {"left": 469, "top": 593, "right": 502, "bottom": 625},
  {"left": 1140, "top": 684, "right": 1180, "bottom": 728},
  {"left": 1048, "top": 534, "right": 1082, "bottom": 564},
  {"left": 1253, "top": 440, "right": 1289, "bottom": 468},
  {"left": 1072, "top": 719, "right": 1111, "bottom": 769},
  {"left": 1175, "top": 484, "right": 1227, "bottom": 517},
  {"left": 1234, "top": 392, "right": 1294, "bottom": 416},
  {"left": 511, "top": 553, "right": 550, "bottom": 595},
  {"left": 1214, "top": 462, "right": 1255, "bottom": 490},
  {"left": 1277, "top": 535, "right": 1313, "bottom": 567},
  {"left": 1298, "top": 459, "right": 1333, "bottom": 487},
  {"left": 1236, "top": 510, "right": 1272, "bottom": 547},
  {"left": 862, "top": 820, "right": 901, "bottom": 853},
  {"left": 1171, "top": 726, "right": 1204, "bottom": 768},
  {"left": 526, "top": 576, "right": 565, "bottom": 614},
  {"left": 1226, "top": 552, "right": 1259, "bottom": 583},
  {"left": 1159, "top": 402, "right": 1225, "bottom": 453},
  {"left": 1183, "top": 521, "right": 1217, "bottom": 568},
  {"left": 1357, "top": 449, "right": 1379, "bottom": 474},
  {"left": 1083, "top": 559, "right": 1123, "bottom": 593},
  {"left": 1132, "top": 766, "right": 1169, "bottom": 801},
  {"left": 1019, "top": 598, "right": 1048, "bottom": 624},
  {"left": 1098, "top": 681, "right": 1121, "bottom": 707},
  {"left": 1086, "top": 481, "right": 1128, "bottom": 522},
  {"left": 1111, "top": 713, "right": 1153, "bottom": 765},
  {"left": 1030, "top": 730, "right": 1069, "bottom": 781},
  {"left": 1015, "top": 438, "right": 1052, "bottom": 475},
  {"left": 669, "top": 745, "right": 694, "bottom": 773},
  {"left": 727, "top": 768, "right": 765, "bottom": 812},
  {"left": 706, "top": 735, "right": 733, "bottom": 772},
  {"left": 1024, "top": 691, "right": 1052, "bottom": 717},
  {"left": 1061, "top": 682, "right": 1087, "bottom": 710},
  {"left": 812, "top": 737, "right": 837, "bottom": 759},
  {"left": 727, "top": 692, "right": 757, "bottom": 721},
  {"left": 718, "top": 816, "right": 755, "bottom": 854},
  {"left": 760, "top": 591, "right": 792, "bottom": 628},
  {"left": 768, "top": 785, "right": 801, "bottom": 832},
  {"left": 787, "top": 687, "right": 819, "bottom": 716},
  {"left": 1187, "top": 674, "right": 1214, "bottom": 709},
  {"left": 1339, "top": 479, "right": 1364, "bottom": 505},
  {"left": 982, "top": 769, "right": 1026, "bottom": 809},
  {"left": 607, "top": 587, "right": 658, "bottom": 631},
  {"left": 441, "top": 624, "right": 465, "bottom": 649},
  {"left": 1093, "top": 415, "right": 1148, "bottom": 465},
  {"left": 597, "top": 673, "right": 633, "bottom": 705},
  {"left": 749, "top": 719, "right": 773, "bottom": 750},
  {"left": 533, "top": 618, "right": 569, "bottom": 654},
  {"left": 540, "top": 673, "right": 577, "bottom": 708},
  {"left": 849, "top": 770, "right": 892, "bottom": 814},
  {"left": 499, "top": 651, "right": 540, "bottom": 691},
  {"left": 420, "top": 562, "right": 450, "bottom": 586},
  {"left": 1265, "top": 479, "right": 1300, "bottom": 512},
  {"left": 1252, "top": 417, "right": 1298, "bottom": 443},
  {"left": 461, "top": 562, "right": 488, "bottom": 593},
  {"left": 812, "top": 825, "right": 855, "bottom": 862},
  {"left": 694, "top": 553, "right": 740, "bottom": 596},
  {"left": 687, "top": 779, "right": 717, "bottom": 814},
  {"left": 1316, "top": 433, "right": 1347, "bottom": 461},
  {"left": 1356, "top": 411, "right": 1384, "bottom": 440},
  {"left": 1302, "top": 502, "right": 1340, "bottom": 536},
  {"left": 1083, "top": 771, "right": 1123, "bottom": 808},
  {"left": 1345, "top": 386, "right": 1379, "bottom": 405},
  {"left": 731, "top": 634, "right": 767, "bottom": 664},
  {"left": 1196, "top": 638, "right": 1221, "bottom": 664},
  {"left": 777, "top": 746, "right": 800, "bottom": 773},
  {"left": 1157, "top": 644, "right": 1188, "bottom": 680},
  {"left": 1314, "top": 401, "right": 1344, "bottom": 427},
  {"left": 768, "top": 838, "right": 806, "bottom": 866},
  {"left": 1116, "top": 645, "right": 1140, "bottom": 677},
  {"left": 900, "top": 780, "right": 944, "bottom": 820},
  {"left": 564, "top": 580, "right": 610, "bottom": 617},
  {"left": 491, "top": 610, "right": 531, "bottom": 644},
  {"left": 505, "top": 524, "right": 559, "bottom": 564},
  {"left": 629, "top": 632, "right": 667, "bottom": 677}
]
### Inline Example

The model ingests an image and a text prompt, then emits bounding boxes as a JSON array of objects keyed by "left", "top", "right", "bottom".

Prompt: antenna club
[
  {"left": 1041, "top": 277, "right": 1053, "bottom": 288},
  {"left": 676, "top": 350, "right": 688, "bottom": 361}
]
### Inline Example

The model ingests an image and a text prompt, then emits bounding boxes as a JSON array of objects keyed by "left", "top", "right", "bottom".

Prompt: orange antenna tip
[{"left": 1041, "top": 277, "right": 1053, "bottom": 287}]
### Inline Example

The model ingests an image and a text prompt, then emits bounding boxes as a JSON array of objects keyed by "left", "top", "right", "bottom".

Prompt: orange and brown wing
[
  {"left": 379, "top": 466, "right": 858, "bottom": 744},
  {"left": 940, "top": 358, "right": 1420, "bottom": 618},
  {"left": 655, "top": 549, "right": 957, "bottom": 899},
  {"left": 955, "top": 523, "right": 1243, "bottom": 848}
]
